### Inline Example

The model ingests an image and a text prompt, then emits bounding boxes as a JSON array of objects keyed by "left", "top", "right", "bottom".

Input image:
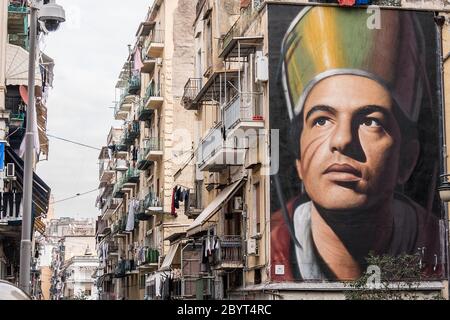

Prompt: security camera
[{"left": 38, "top": 0, "right": 65, "bottom": 33}]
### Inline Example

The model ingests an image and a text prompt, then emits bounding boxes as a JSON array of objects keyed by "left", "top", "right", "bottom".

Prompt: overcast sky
[{"left": 37, "top": 0, "right": 152, "bottom": 219}]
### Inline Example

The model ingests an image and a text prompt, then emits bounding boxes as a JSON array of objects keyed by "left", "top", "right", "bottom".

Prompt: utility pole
[{"left": 19, "top": 2, "right": 38, "bottom": 294}]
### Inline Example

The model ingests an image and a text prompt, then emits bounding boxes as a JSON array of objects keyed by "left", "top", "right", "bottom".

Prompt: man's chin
[{"left": 311, "top": 192, "right": 369, "bottom": 212}]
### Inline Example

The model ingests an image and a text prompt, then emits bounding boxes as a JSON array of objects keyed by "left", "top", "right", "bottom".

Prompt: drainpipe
[{"left": 435, "top": 14, "right": 450, "bottom": 300}]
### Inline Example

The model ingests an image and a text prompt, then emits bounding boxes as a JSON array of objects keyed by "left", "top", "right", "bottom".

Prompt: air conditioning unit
[
  {"left": 255, "top": 55, "right": 269, "bottom": 83},
  {"left": 6, "top": 163, "right": 15, "bottom": 178},
  {"left": 233, "top": 196, "right": 243, "bottom": 211},
  {"left": 247, "top": 238, "right": 257, "bottom": 255}
]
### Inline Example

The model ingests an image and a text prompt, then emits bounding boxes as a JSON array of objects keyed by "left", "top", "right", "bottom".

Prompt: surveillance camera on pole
[{"left": 38, "top": 0, "right": 66, "bottom": 33}]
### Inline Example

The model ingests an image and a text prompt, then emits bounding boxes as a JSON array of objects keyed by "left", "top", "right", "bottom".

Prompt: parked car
[{"left": 0, "top": 280, "right": 31, "bottom": 300}]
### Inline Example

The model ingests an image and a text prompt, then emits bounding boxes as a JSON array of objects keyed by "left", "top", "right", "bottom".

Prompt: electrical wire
[
  {"left": 50, "top": 188, "right": 99, "bottom": 205},
  {"left": 47, "top": 134, "right": 102, "bottom": 151}
]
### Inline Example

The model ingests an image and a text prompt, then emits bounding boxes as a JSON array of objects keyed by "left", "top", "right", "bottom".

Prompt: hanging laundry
[
  {"left": 171, "top": 186, "right": 177, "bottom": 216},
  {"left": 134, "top": 47, "right": 144, "bottom": 71},
  {"left": 174, "top": 186, "right": 180, "bottom": 209},
  {"left": 184, "top": 189, "right": 190, "bottom": 213},
  {"left": 338, "top": 0, "right": 356, "bottom": 5},
  {"left": 126, "top": 198, "right": 139, "bottom": 231}
]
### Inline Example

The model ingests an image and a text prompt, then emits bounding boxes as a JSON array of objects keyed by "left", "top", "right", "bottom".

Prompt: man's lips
[{"left": 323, "top": 163, "right": 362, "bottom": 182}]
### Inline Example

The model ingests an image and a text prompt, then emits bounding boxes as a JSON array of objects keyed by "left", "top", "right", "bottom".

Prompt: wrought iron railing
[
  {"left": 223, "top": 92, "right": 262, "bottom": 131},
  {"left": 143, "top": 137, "right": 163, "bottom": 156},
  {"left": 215, "top": 235, "right": 243, "bottom": 264},
  {"left": 182, "top": 78, "right": 202, "bottom": 106},
  {"left": 197, "top": 122, "right": 223, "bottom": 165}
]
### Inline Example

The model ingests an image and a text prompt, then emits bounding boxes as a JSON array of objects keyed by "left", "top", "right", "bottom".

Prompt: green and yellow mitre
[{"left": 282, "top": 6, "right": 429, "bottom": 122}]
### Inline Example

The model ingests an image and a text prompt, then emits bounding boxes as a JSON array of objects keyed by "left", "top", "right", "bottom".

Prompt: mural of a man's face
[{"left": 296, "top": 74, "right": 419, "bottom": 211}]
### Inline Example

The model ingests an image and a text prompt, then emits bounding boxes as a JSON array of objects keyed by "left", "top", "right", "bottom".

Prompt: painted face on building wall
[
  {"left": 269, "top": 5, "right": 444, "bottom": 282},
  {"left": 296, "top": 74, "right": 418, "bottom": 211}
]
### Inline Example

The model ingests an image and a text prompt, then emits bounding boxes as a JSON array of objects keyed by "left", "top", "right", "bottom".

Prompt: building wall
[
  {"left": 0, "top": 0, "right": 7, "bottom": 115},
  {"left": 40, "top": 266, "right": 52, "bottom": 300},
  {"left": 63, "top": 236, "right": 96, "bottom": 261}
]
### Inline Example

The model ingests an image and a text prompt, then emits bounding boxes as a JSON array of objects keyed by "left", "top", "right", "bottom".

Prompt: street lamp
[{"left": 19, "top": 0, "right": 65, "bottom": 294}]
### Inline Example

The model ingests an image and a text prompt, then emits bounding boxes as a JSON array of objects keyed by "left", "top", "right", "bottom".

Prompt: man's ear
[
  {"left": 397, "top": 139, "right": 420, "bottom": 185},
  {"left": 296, "top": 159, "right": 303, "bottom": 181}
]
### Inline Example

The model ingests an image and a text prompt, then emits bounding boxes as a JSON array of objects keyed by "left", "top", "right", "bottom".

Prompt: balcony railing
[
  {"left": 123, "top": 167, "right": 140, "bottom": 184},
  {"left": 214, "top": 235, "right": 243, "bottom": 266},
  {"left": 121, "top": 121, "right": 140, "bottom": 145},
  {"left": 220, "top": 0, "right": 265, "bottom": 51},
  {"left": 101, "top": 197, "right": 121, "bottom": 217},
  {"left": 137, "top": 98, "right": 154, "bottom": 121},
  {"left": 137, "top": 148, "right": 153, "bottom": 170},
  {"left": 182, "top": 78, "right": 202, "bottom": 110},
  {"left": 144, "top": 29, "right": 164, "bottom": 49},
  {"left": 223, "top": 92, "right": 263, "bottom": 132},
  {"left": 8, "top": 3, "right": 28, "bottom": 14},
  {"left": 143, "top": 137, "right": 163, "bottom": 159},
  {"left": 144, "top": 82, "right": 162, "bottom": 101},
  {"left": 198, "top": 122, "right": 223, "bottom": 166},
  {"left": 99, "top": 159, "right": 113, "bottom": 180},
  {"left": 128, "top": 75, "right": 141, "bottom": 95},
  {"left": 142, "top": 192, "right": 163, "bottom": 213}
]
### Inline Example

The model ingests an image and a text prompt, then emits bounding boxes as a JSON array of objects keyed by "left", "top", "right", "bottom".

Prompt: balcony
[
  {"left": 143, "top": 82, "right": 163, "bottom": 110},
  {"left": 182, "top": 78, "right": 202, "bottom": 110},
  {"left": 123, "top": 167, "right": 140, "bottom": 185},
  {"left": 114, "top": 93, "right": 136, "bottom": 121},
  {"left": 197, "top": 123, "right": 245, "bottom": 172},
  {"left": 136, "top": 149, "right": 153, "bottom": 171},
  {"left": 137, "top": 247, "right": 159, "bottom": 270},
  {"left": 101, "top": 197, "right": 122, "bottom": 220},
  {"left": 121, "top": 121, "right": 140, "bottom": 146},
  {"left": 113, "top": 144, "right": 128, "bottom": 158},
  {"left": 214, "top": 235, "right": 244, "bottom": 269},
  {"left": 137, "top": 98, "right": 154, "bottom": 121},
  {"left": 114, "top": 159, "right": 128, "bottom": 171},
  {"left": 99, "top": 160, "right": 114, "bottom": 183},
  {"left": 141, "top": 192, "right": 163, "bottom": 214},
  {"left": 142, "top": 138, "right": 163, "bottom": 162},
  {"left": 141, "top": 51, "right": 157, "bottom": 74},
  {"left": 112, "top": 178, "right": 125, "bottom": 198},
  {"left": 127, "top": 75, "right": 141, "bottom": 95},
  {"left": 144, "top": 29, "right": 164, "bottom": 58},
  {"left": 223, "top": 93, "right": 264, "bottom": 136},
  {"left": 8, "top": 3, "right": 29, "bottom": 50}
]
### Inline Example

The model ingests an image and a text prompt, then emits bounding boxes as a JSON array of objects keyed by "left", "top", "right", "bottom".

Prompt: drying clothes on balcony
[
  {"left": 184, "top": 189, "right": 190, "bottom": 213},
  {"left": 126, "top": 198, "right": 140, "bottom": 231},
  {"left": 1, "top": 191, "right": 23, "bottom": 219},
  {"left": 133, "top": 48, "right": 144, "bottom": 71},
  {"left": 171, "top": 186, "right": 178, "bottom": 217}
]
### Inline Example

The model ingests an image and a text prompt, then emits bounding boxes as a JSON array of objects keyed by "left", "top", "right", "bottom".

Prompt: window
[
  {"left": 252, "top": 182, "right": 261, "bottom": 235},
  {"left": 205, "top": 19, "right": 212, "bottom": 70},
  {"left": 254, "top": 268, "right": 262, "bottom": 285}
]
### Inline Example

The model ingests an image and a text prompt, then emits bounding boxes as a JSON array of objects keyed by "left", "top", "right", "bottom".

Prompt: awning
[
  {"left": 160, "top": 243, "right": 180, "bottom": 272},
  {"left": 5, "top": 44, "right": 42, "bottom": 87},
  {"left": 5, "top": 146, "right": 51, "bottom": 216},
  {"left": 34, "top": 217, "right": 46, "bottom": 235},
  {"left": 186, "top": 178, "right": 246, "bottom": 237},
  {"left": 136, "top": 21, "right": 156, "bottom": 37}
]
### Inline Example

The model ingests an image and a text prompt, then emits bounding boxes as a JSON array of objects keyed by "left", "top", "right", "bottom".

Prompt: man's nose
[{"left": 329, "top": 119, "right": 354, "bottom": 154}]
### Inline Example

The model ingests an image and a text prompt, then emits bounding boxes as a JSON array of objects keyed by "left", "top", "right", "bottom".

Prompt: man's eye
[
  {"left": 361, "top": 118, "right": 381, "bottom": 128},
  {"left": 313, "top": 117, "right": 329, "bottom": 127}
]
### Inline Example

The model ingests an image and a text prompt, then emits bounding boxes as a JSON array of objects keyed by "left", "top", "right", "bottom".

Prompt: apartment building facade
[
  {"left": 96, "top": 0, "right": 450, "bottom": 300},
  {"left": 0, "top": 0, "right": 52, "bottom": 291},
  {"left": 95, "top": 0, "right": 198, "bottom": 300},
  {"left": 48, "top": 217, "right": 96, "bottom": 300}
]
